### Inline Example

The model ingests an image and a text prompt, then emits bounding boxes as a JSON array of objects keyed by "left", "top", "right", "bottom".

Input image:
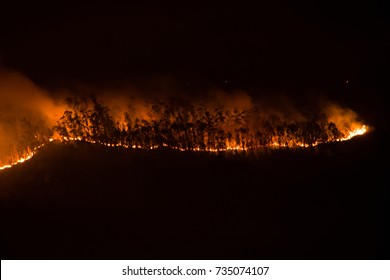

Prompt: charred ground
[{"left": 0, "top": 129, "right": 388, "bottom": 260}]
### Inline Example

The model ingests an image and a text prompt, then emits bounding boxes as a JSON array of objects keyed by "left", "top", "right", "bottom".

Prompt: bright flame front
[{"left": 0, "top": 96, "right": 370, "bottom": 171}]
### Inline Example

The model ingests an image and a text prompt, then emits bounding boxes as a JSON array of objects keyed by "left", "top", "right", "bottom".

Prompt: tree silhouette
[{"left": 51, "top": 96, "right": 350, "bottom": 152}]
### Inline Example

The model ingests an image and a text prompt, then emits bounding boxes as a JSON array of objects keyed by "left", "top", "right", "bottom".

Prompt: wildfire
[
  {"left": 0, "top": 142, "right": 47, "bottom": 170},
  {"left": 0, "top": 124, "right": 369, "bottom": 171},
  {"left": 339, "top": 125, "right": 367, "bottom": 141},
  {"left": 0, "top": 69, "right": 372, "bottom": 172},
  {"left": 0, "top": 96, "right": 371, "bottom": 171},
  {"left": 0, "top": 153, "right": 33, "bottom": 170}
]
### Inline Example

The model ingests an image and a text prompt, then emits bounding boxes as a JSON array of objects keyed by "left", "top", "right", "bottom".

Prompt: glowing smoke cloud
[
  {"left": 0, "top": 69, "right": 67, "bottom": 168},
  {"left": 0, "top": 70, "right": 369, "bottom": 170}
]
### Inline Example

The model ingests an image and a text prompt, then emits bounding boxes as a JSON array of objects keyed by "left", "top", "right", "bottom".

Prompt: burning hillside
[
  {"left": 0, "top": 70, "right": 368, "bottom": 170},
  {"left": 53, "top": 95, "right": 368, "bottom": 150},
  {"left": 0, "top": 95, "right": 368, "bottom": 170}
]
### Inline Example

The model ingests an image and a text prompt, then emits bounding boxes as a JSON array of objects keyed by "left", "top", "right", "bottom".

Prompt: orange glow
[
  {"left": 0, "top": 124, "right": 369, "bottom": 171},
  {"left": 339, "top": 125, "right": 367, "bottom": 141},
  {"left": 0, "top": 72, "right": 371, "bottom": 171}
]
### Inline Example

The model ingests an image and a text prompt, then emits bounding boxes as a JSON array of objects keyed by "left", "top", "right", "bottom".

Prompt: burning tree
[
  {"left": 0, "top": 94, "right": 369, "bottom": 170},
  {"left": 0, "top": 114, "right": 52, "bottom": 168},
  {"left": 51, "top": 96, "right": 366, "bottom": 152}
]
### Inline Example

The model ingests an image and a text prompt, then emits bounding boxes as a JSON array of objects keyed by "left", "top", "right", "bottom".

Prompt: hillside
[{"left": 0, "top": 131, "right": 388, "bottom": 259}]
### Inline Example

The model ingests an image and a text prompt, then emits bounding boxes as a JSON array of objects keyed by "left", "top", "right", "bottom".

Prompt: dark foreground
[{"left": 0, "top": 131, "right": 388, "bottom": 260}]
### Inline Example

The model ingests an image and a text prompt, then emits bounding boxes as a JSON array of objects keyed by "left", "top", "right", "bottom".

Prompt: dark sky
[{"left": 0, "top": 1, "right": 388, "bottom": 98}]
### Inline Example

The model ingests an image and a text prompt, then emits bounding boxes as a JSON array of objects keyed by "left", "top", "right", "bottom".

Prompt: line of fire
[{"left": 0, "top": 96, "right": 368, "bottom": 170}]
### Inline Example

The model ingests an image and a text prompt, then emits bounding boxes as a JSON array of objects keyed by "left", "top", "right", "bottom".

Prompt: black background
[{"left": 0, "top": 2, "right": 388, "bottom": 94}]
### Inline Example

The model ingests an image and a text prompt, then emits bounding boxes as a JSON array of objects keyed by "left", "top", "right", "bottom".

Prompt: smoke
[
  {"left": 0, "top": 68, "right": 368, "bottom": 166},
  {"left": 0, "top": 69, "right": 67, "bottom": 165},
  {"left": 322, "top": 100, "right": 364, "bottom": 133}
]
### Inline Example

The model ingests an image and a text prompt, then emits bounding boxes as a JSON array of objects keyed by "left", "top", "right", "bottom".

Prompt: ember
[{"left": 0, "top": 96, "right": 369, "bottom": 170}]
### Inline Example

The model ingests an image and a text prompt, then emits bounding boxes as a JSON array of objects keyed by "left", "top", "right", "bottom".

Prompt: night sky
[{"left": 0, "top": 2, "right": 388, "bottom": 101}]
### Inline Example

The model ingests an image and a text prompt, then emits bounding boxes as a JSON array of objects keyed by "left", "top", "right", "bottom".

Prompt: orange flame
[
  {"left": 0, "top": 124, "right": 369, "bottom": 171},
  {"left": 0, "top": 69, "right": 372, "bottom": 171}
]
